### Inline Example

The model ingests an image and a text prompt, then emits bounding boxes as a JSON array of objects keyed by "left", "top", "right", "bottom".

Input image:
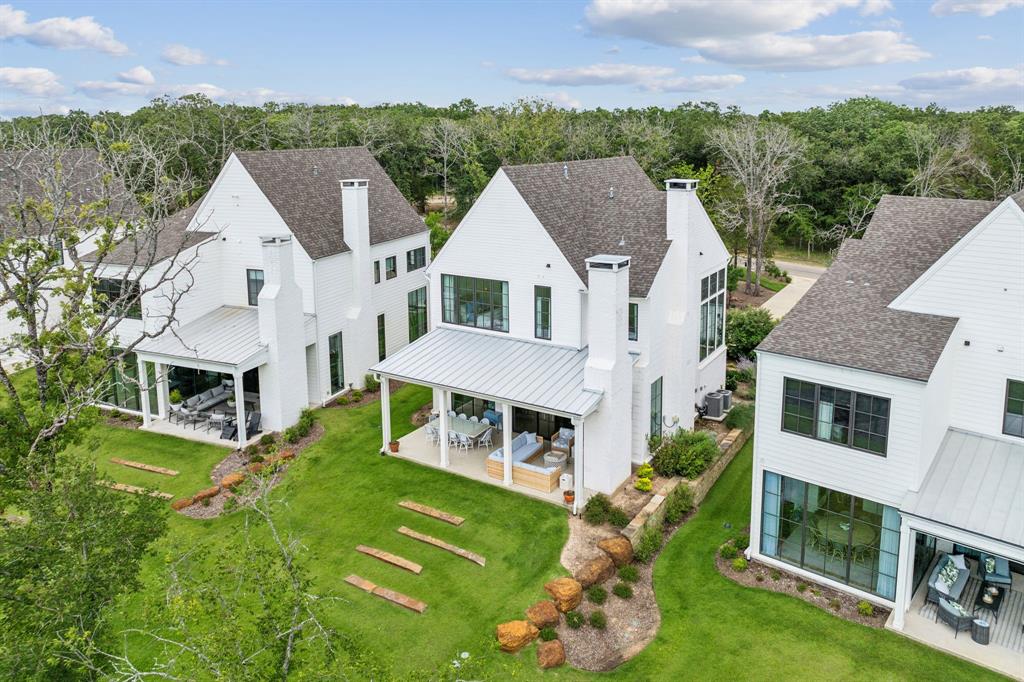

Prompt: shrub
[
  {"left": 732, "top": 532, "right": 750, "bottom": 552},
  {"left": 168, "top": 389, "right": 183, "bottom": 404},
  {"left": 244, "top": 443, "right": 262, "bottom": 457},
  {"left": 724, "top": 403, "right": 755, "bottom": 434},
  {"left": 351, "top": 390, "right": 364, "bottom": 402},
  {"left": 539, "top": 627, "right": 558, "bottom": 642},
  {"left": 719, "top": 544, "right": 738, "bottom": 560},
  {"left": 109, "top": 409, "right": 121, "bottom": 420},
  {"left": 607, "top": 507, "right": 630, "bottom": 528},
  {"left": 612, "top": 582, "right": 633, "bottom": 599},
  {"left": 565, "top": 610, "right": 584, "bottom": 629},
  {"left": 769, "top": 569, "right": 781, "bottom": 581},
  {"left": 201, "top": 497, "right": 211, "bottom": 507},
  {"left": 618, "top": 565, "right": 639, "bottom": 583},
  {"left": 634, "top": 477, "right": 652, "bottom": 492},
  {"left": 652, "top": 429, "right": 718, "bottom": 479},
  {"left": 731, "top": 557, "right": 748, "bottom": 572},
  {"left": 857, "top": 600, "right": 874, "bottom": 617},
  {"left": 283, "top": 427, "right": 300, "bottom": 444},
  {"left": 796, "top": 583, "right": 808, "bottom": 593},
  {"left": 586, "top": 586, "right": 607, "bottom": 605},
  {"left": 248, "top": 453, "right": 265, "bottom": 464},
  {"left": 363, "top": 373, "right": 380, "bottom": 392},
  {"left": 756, "top": 574, "right": 765, "bottom": 582},
  {"left": 829, "top": 598, "right": 841, "bottom": 611},
  {"left": 726, "top": 307, "right": 777, "bottom": 360},
  {"left": 636, "top": 463, "right": 654, "bottom": 479},
  {"left": 727, "top": 265, "right": 741, "bottom": 292},
  {"left": 663, "top": 484, "right": 694, "bottom": 525},
  {"left": 582, "top": 493, "right": 612, "bottom": 525},
  {"left": 259, "top": 433, "right": 275, "bottom": 446},
  {"left": 338, "top": 396, "right": 351, "bottom": 406},
  {"left": 724, "top": 373, "right": 738, "bottom": 391},
  {"left": 222, "top": 497, "right": 238, "bottom": 513},
  {"left": 634, "top": 524, "right": 663, "bottom": 563},
  {"left": 588, "top": 610, "right": 607, "bottom": 630},
  {"left": 812, "top": 589, "right": 821, "bottom": 597}
]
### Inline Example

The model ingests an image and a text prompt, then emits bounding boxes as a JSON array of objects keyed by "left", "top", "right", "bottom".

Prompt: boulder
[
  {"left": 574, "top": 554, "right": 615, "bottom": 588},
  {"left": 170, "top": 497, "right": 193, "bottom": 511},
  {"left": 220, "top": 472, "right": 245, "bottom": 489},
  {"left": 247, "top": 462, "right": 265, "bottom": 474},
  {"left": 597, "top": 536, "right": 634, "bottom": 567},
  {"left": 525, "top": 600, "right": 559, "bottom": 628},
  {"left": 537, "top": 640, "right": 565, "bottom": 669},
  {"left": 495, "top": 620, "right": 538, "bottom": 653},
  {"left": 193, "top": 486, "right": 220, "bottom": 502},
  {"left": 543, "top": 578, "right": 583, "bottom": 613}
]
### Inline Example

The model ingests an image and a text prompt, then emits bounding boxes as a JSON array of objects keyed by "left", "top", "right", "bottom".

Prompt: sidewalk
[{"left": 760, "top": 275, "right": 816, "bottom": 319}]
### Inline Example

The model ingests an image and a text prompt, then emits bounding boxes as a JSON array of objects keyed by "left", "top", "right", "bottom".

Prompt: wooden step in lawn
[
  {"left": 344, "top": 574, "right": 427, "bottom": 613},
  {"left": 356, "top": 545, "right": 423, "bottom": 574},
  {"left": 398, "top": 500, "right": 464, "bottom": 526},
  {"left": 99, "top": 481, "right": 174, "bottom": 500},
  {"left": 397, "top": 526, "right": 486, "bottom": 566},
  {"left": 110, "top": 457, "right": 179, "bottom": 476}
]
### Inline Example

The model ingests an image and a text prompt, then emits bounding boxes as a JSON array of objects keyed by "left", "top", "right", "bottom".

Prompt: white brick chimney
[
  {"left": 583, "top": 254, "right": 633, "bottom": 493},
  {"left": 257, "top": 235, "right": 307, "bottom": 432},
  {"left": 663, "top": 179, "right": 699, "bottom": 436},
  {"left": 665, "top": 178, "right": 698, "bottom": 242},
  {"left": 341, "top": 179, "right": 377, "bottom": 389}
]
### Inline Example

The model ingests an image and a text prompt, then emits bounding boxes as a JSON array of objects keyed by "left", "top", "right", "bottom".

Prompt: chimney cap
[
  {"left": 586, "top": 254, "right": 630, "bottom": 271},
  {"left": 260, "top": 235, "right": 293, "bottom": 246},
  {"left": 341, "top": 179, "right": 369, "bottom": 188},
  {"left": 665, "top": 178, "right": 699, "bottom": 191}
]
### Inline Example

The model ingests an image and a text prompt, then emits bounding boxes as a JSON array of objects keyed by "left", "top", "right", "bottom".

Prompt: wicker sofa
[
  {"left": 926, "top": 552, "right": 970, "bottom": 608},
  {"left": 486, "top": 432, "right": 562, "bottom": 492}
]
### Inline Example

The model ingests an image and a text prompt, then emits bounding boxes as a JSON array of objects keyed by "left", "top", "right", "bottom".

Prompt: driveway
[{"left": 760, "top": 259, "right": 826, "bottom": 319}]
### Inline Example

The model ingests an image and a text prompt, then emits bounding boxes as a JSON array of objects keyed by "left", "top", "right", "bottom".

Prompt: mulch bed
[
  {"left": 324, "top": 380, "right": 407, "bottom": 410},
  {"left": 102, "top": 414, "right": 143, "bottom": 430},
  {"left": 715, "top": 543, "right": 889, "bottom": 628},
  {"left": 728, "top": 286, "right": 776, "bottom": 309}
]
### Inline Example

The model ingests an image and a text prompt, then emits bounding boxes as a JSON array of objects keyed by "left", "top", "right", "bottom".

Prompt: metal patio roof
[
  {"left": 371, "top": 327, "right": 603, "bottom": 418},
  {"left": 136, "top": 306, "right": 267, "bottom": 367}
]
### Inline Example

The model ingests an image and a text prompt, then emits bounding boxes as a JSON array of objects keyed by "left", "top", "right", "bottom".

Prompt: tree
[
  {"left": 816, "top": 182, "right": 886, "bottom": 252},
  {"left": 708, "top": 119, "right": 806, "bottom": 295},
  {"left": 725, "top": 307, "right": 777, "bottom": 360},
  {"left": 423, "top": 118, "right": 471, "bottom": 222},
  {"left": 904, "top": 124, "right": 976, "bottom": 197}
]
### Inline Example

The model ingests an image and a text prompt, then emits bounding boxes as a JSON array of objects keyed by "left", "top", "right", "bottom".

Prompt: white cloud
[
  {"left": 542, "top": 91, "right": 583, "bottom": 109},
  {"left": 117, "top": 65, "right": 155, "bottom": 86},
  {"left": 977, "top": 34, "right": 994, "bottom": 39},
  {"left": 0, "top": 99, "right": 70, "bottom": 117},
  {"left": 898, "top": 66, "right": 1023, "bottom": 95},
  {"left": 930, "top": 0, "right": 1023, "bottom": 16},
  {"left": 160, "top": 43, "right": 228, "bottom": 66},
  {"left": 584, "top": 0, "right": 926, "bottom": 70},
  {"left": 0, "top": 4, "right": 127, "bottom": 55},
  {"left": 642, "top": 74, "right": 746, "bottom": 92},
  {"left": 0, "top": 66, "right": 63, "bottom": 96},
  {"left": 680, "top": 55, "right": 707, "bottom": 64},
  {"left": 506, "top": 63, "right": 674, "bottom": 86}
]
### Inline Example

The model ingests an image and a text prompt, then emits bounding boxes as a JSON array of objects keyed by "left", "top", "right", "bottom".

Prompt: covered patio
[{"left": 372, "top": 327, "right": 603, "bottom": 511}]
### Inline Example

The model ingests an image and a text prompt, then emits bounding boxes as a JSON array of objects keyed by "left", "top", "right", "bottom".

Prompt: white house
[
  {"left": 748, "top": 191, "right": 1024, "bottom": 673},
  {"left": 371, "top": 157, "right": 729, "bottom": 508},
  {"left": 83, "top": 147, "right": 431, "bottom": 448}
]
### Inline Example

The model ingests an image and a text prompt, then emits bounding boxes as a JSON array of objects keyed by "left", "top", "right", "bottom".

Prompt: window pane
[
  {"left": 628, "top": 302, "right": 638, "bottom": 341},
  {"left": 534, "top": 286, "right": 551, "bottom": 339}
]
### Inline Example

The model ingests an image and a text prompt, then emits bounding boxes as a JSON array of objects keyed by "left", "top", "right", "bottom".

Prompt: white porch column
[
  {"left": 501, "top": 401, "right": 513, "bottom": 487},
  {"left": 137, "top": 356, "right": 152, "bottom": 427},
  {"left": 233, "top": 371, "right": 245, "bottom": 450},
  {"left": 380, "top": 376, "right": 392, "bottom": 453},
  {"left": 572, "top": 417, "right": 584, "bottom": 515},
  {"left": 439, "top": 389, "right": 450, "bottom": 468},
  {"left": 891, "top": 516, "right": 915, "bottom": 630},
  {"left": 155, "top": 362, "right": 169, "bottom": 419}
]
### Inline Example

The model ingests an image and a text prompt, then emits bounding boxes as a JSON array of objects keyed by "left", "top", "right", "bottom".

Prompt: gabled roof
[
  {"left": 758, "top": 194, "right": 1001, "bottom": 381},
  {"left": 502, "top": 157, "right": 669, "bottom": 297},
  {"left": 1012, "top": 189, "right": 1024, "bottom": 211},
  {"left": 81, "top": 201, "right": 216, "bottom": 266},
  {"left": 233, "top": 147, "right": 425, "bottom": 260}
]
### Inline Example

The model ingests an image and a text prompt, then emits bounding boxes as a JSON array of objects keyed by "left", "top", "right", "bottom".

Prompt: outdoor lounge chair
[
  {"left": 244, "top": 411, "right": 262, "bottom": 439},
  {"left": 936, "top": 598, "right": 973, "bottom": 637},
  {"left": 978, "top": 552, "right": 1012, "bottom": 587}
]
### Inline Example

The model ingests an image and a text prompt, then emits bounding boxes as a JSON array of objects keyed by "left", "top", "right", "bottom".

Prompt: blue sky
[{"left": 1, "top": 0, "right": 1021, "bottom": 116}]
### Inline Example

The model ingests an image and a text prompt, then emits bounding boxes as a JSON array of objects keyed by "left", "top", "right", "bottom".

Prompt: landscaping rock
[
  {"left": 597, "top": 536, "right": 634, "bottom": 567},
  {"left": 574, "top": 554, "right": 615, "bottom": 587},
  {"left": 193, "top": 486, "right": 220, "bottom": 502},
  {"left": 544, "top": 578, "right": 583, "bottom": 612},
  {"left": 525, "top": 600, "right": 559, "bottom": 628},
  {"left": 247, "top": 462, "right": 265, "bottom": 474},
  {"left": 278, "top": 449, "right": 295, "bottom": 461},
  {"left": 170, "top": 497, "right": 193, "bottom": 511},
  {"left": 537, "top": 640, "right": 565, "bottom": 668},
  {"left": 220, "top": 472, "right": 245, "bottom": 489},
  {"left": 496, "top": 620, "right": 538, "bottom": 653}
]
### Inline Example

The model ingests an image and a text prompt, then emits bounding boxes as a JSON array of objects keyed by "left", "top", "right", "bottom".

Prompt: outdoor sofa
[
  {"left": 486, "top": 432, "right": 562, "bottom": 492},
  {"left": 183, "top": 382, "right": 231, "bottom": 412},
  {"left": 926, "top": 552, "right": 970, "bottom": 608}
]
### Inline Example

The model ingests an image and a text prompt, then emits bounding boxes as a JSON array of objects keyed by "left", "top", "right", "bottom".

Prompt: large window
[
  {"left": 628, "top": 302, "right": 638, "bottom": 341},
  {"left": 699, "top": 268, "right": 726, "bottom": 360},
  {"left": 782, "top": 378, "right": 890, "bottom": 456},
  {"left": 246, "top": 269, "right": 264, "bottom": 306},
  {"left": 377, "top": 313, "right": 386, "bottom": 361},
  {"left": 761, "top": 472, "right": 900, "bottom": 600},
  {"left": 385, "top": 255, "right": 397, "bottom": 280},
  {"left": 1004, "top": 379, "right": 1024, "bottom": 438},
  {"left": 95, "top": 278, "right": 142, "bottom": 320},
  {"left": 408, "top": 286, "right": 427, "bottom": 342},
  {"left": 534, "top": 285, "right": 551, "bottom": 340},
  {"left": 650, "top": 377, "right": 663, "bottom": 439},
  {"left": 406, "top": 246, "right": 426, "bottom": 272},
  {"left": 441, "top": 274, "right": 509, "bottom": 332},
  {"left": 328, "top": 331, "right": 344, "bottom": 394}
]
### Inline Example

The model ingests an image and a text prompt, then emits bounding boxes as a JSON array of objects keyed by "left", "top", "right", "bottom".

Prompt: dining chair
[
  {"left": 477, "top": 428, "right": 493, "bottom": 450},
  {"left": 424, "top": 424, "right": 438, "bottom": 445},
  {"left": 457, "top": 413, "right": 467, "bottom": 420},
  {"left": 469, "top": 415, "right": 479, "bottom": 423},
  {"left": 447, "top": 410, "right": 456, "bottom": 418},
  {"left": 448, "top": 430, "right": 459, "bottom": 448},
  {"left": 456, "top": 432, "right": 471, "bottom": 453},
  {"left": 481, "top": 417, "right": 490, "bottom": 426}
]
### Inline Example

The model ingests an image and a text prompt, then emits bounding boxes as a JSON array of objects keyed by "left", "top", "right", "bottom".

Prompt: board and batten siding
[
  {"left": 427, "top": 170, "right": 585, "bottom": 348},
  {"left": 892, "top": 199, "right": 1024, "bottom": 442}
]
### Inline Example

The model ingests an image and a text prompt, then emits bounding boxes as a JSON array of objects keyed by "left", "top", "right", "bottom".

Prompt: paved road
[{"left": 759, "top": 259, "right": 827, "bottom": 319}]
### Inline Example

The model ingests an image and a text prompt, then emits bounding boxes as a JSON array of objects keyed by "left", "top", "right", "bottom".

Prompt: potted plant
[
  {"left": 168, "top": 389, "right": 183, "bottom": 408},
  {"left": 389, "top": 439, "right": 400, "bottom": 453},
  {"left": 563, "top": 489, "right": 575, "bottom": 505}
]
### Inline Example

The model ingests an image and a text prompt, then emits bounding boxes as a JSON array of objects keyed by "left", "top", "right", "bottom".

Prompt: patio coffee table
[{"left": 974, "top": 584, "right": 1004, "bottom": 624}]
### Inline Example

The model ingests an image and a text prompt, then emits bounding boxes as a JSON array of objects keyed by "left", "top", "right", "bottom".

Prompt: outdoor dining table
[
  {"left": 814, "top": 515, "right": 878, "bottom": 549},
  {"left": 447, "top": 416, "right": 489, "bottom": 438}
]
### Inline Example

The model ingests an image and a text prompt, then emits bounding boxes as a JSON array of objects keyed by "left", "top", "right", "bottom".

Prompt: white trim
[
  {"left": 754, "top": 348, "right": 931, "bottom": 385},
  {"left": 697, "top": 345, "right": 726, "bottom": 370}
]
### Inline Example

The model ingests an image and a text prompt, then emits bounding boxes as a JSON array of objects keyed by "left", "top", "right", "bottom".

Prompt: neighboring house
[
  {"left": 82, "top": 147, "right": 430, "bottom": 447},
  {"left": 748, "top": 191, "right": 1023, "bottom": 665},
  {"left": 372, "top": 157, "right": 729, "bottom": 506}
]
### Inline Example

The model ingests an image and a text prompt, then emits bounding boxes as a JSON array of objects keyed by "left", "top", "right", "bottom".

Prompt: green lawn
[
  {"left": 731, "top": 267, "right": 788, "bottom": 293},
  {"left": 773, "top": 245, "right": 835, "bottom": 267}
]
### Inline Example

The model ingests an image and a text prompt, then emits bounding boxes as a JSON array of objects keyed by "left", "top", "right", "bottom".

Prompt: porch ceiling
[
  {"left": 901, "top": 428, "right": 1024, "bottom": 550},
  {"left": 371, "top": 327, "right": 603, "bottom": 418}
]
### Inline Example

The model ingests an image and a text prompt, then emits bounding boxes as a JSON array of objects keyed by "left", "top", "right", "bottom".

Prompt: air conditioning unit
[
  {"left": 705, "top": 392, "right": 724, "bottom": 419},
  {"left": 559, "top": 472, "right": 574, "bottom": 491},
  {"left": 719, "top": 389, "right": 732, "bottom": 411}
]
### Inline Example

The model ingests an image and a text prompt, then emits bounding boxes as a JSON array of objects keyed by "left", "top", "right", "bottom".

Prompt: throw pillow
[
  {"left": 935, "top": 579, "right": 950, "bottom": 596},
  {"left": 949, "top": 600, "right": 969, "bottom": 617},
  {"left": 951, "top": 554, "right": 967, "bottom": 571},
  {"left": 938, "top": 560, "right": 959, "bottom": 588},
  {"left": 985, "top": 557, "right": 996, "bottom": 574}
]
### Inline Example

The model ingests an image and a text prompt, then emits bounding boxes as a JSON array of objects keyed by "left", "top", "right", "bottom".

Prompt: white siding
[{"left": 371, "top": 232, "right": 432, "bottom": 360}]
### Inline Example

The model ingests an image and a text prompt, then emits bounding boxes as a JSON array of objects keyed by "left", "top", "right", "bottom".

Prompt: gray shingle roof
[
  {"left": 1012, "top": 189, "right": 1024, "bottom": 211},
  {"left": 81, "top": 202, "right": 216, "bottom": 266},
  {"left": 758, "top": 194, "right": 1000, "bottom": 381},
  {"left": 502, "top": 157, "right": 669, "bottom": 297},
  {"left": 234, "top": 147, "right": 425, "bottom": 260}
]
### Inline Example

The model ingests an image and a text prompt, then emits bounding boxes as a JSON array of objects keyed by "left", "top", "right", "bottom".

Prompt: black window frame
[
  {"left": 385, "top": 255, "right": 397, "bottom": 280},
  {"left": 374, "top": 260, "right": 381, "bottom": 284},
  {"left": 406, "top": 246, "right": 426, "bottom": 272},
  {"left": 534, "top": 285, "right": 551, "bottom": 340},
  {"left": 440, "top": 274, "right": 510, "bottom": 333},
  {"left": 628, "top": 302, "right": 638, "bottom": 341},
  {"left": 246, "top": 268, "right": 265, "bottom": 306},
  {"left": 699, "top": 268, "right": 727, "bottom": 360},
  {"left": 377, "top": 313, "right": 386, "bottom": 361},
  {"left": 407, "top": 286, "right": 428, "bottom": 342},
  {"left": 328, "top": 331, "right": 345, "bottom": 394},
  {"left": 650, "top": 377, "right": 663, "bottom": 439},
  {"left": 781, "top": 377, "right": 890, "bottom": 456},
  {"left": 95, "top": 277, "right": 142, "bottom": 320},
  {"left": 1004, "top": 379, "right": 1024, "bottom": 438}
]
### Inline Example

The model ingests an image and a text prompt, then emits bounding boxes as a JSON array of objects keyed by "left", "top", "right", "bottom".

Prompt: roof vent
[
  {"left": 618, "top": 235, "right": 626, "bottom": 247},
  {"left": 312, "top": 164, "right": 319, "bottom": 177},
  {"left": 563, "top": 163, "right": 569, "bottom": 179},
  {"left": 608, "top": 186, "right": 615, "bottom": 199}
]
